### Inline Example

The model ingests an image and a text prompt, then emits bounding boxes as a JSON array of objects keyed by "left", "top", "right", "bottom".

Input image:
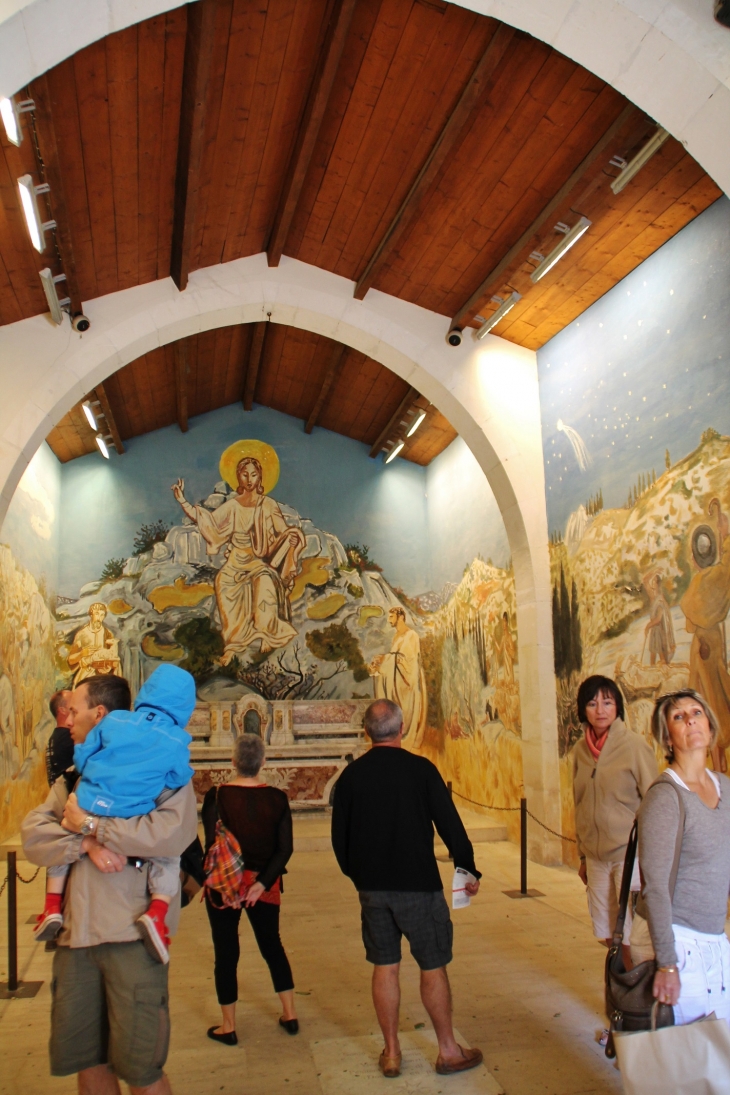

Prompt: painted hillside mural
[{"left": 51, "top": 438, "right": 522, "bottom": 817}]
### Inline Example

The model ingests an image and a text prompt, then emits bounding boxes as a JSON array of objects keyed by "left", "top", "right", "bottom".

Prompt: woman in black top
[{"left": 202, "top": 733, "right": 296, "bottom": 1045}]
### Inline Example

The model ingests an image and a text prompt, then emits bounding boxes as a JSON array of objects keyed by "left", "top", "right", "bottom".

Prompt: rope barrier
[{"left": 451, "top": 788, "right": 577, "bottom": 843}]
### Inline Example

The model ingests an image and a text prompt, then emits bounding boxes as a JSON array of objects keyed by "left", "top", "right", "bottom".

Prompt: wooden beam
[
  {"left": 94, "top": 384, "right": 125, "bottom": 455},
  {"left": 170, "top": 0, "right": 219, "bottom": 291},
  {"left": 450, "top": 102, "right": 637, "bottom": 330},
  {"left": 28, "top": 74, "right": 83, "bottom": 316},
  {"left": 267, "top": 0, "right": 357, "bottom": 267},
  {"left": 175, "top": 341, "right": 189, "bottom": 433},
  {"left": 369, "top": 386, "right": 419, "bottom": 458},
  {"left": 354, "top": 23, "right": 515, "bottom": 301},
  {"left": 305, "top": 344, "right": 346, "bottom": 433},
  {"left": 243, "top": 322, "right": 268, "bottom": 411}
]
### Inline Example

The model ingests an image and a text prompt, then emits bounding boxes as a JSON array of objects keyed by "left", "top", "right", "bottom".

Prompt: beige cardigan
[
  {"left": 572, "top": 718, "right": 658, "bottom": 862},
  {"left": 21, "top": 778, "right": 197, "bottom": 948}
]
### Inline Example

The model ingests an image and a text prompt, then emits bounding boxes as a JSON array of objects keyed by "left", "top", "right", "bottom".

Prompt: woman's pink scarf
[{"left": 585, "top": 724, "right": 609, "bottom": 761}]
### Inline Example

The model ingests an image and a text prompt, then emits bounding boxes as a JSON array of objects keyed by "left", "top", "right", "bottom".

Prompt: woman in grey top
[{"left": 633, "top": 690, "right": 730, "bottom": 1025}]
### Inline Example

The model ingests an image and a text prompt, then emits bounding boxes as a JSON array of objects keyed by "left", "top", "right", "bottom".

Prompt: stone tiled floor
[{"left": 0, "top": 825, "right": 622, "bottom": 1095}]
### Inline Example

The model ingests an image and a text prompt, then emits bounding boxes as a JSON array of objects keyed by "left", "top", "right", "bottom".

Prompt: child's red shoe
[
  {"left": 137, "top": 899, "right": 170, "bottom": 964},
  {"left": 34, "top": 895, "right": 63, "bottom": 942}
]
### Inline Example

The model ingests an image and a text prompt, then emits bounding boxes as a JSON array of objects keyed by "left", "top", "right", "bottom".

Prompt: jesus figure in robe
[
  {"left": 172, "top": 457, "right": 305, "bottom": 664},
  {"left": 369, "top": 607, "right": 427, "bottom": 748}
]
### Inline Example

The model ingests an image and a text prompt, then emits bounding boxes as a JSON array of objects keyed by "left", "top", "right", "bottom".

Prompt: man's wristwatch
[{"left": 80, "top": 815, "right": 98, "bottom": 837}]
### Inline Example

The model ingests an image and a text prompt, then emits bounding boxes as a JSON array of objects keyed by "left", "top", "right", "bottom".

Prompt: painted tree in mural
[{"left": 552, "top": 565, "right": 582, "bottom": 679}]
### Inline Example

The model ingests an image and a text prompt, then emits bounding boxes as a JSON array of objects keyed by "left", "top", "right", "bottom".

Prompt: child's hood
[{"left": 133, "top": 664, "right": 197, "bottom": 728}]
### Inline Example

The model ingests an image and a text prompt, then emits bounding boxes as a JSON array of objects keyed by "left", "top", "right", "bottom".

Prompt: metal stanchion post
[
  {"left": 1, "top": 849, "right": 43, "bottom": 999},
  {"left": 503, "top": 798, "right": 544, "bottom": 900}
]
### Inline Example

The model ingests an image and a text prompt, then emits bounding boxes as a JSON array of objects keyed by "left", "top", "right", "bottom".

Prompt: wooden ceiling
[{"left": 0, "top": 0, "right": 721, "bottom": 462}]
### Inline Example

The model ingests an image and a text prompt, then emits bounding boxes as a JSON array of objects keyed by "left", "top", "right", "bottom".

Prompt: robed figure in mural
[
  {"left": 643, "top": 571, "right": 676, "bottom": 666},
  {"left": 369, "top": 607, "right": 427, "bottom": 748},
  {"left": 172, "top": 441, "right": 305, "bottom": 665},
  {"left": 67, "top": 602, "right": 122, "bottom": 687},
  {"left": 680, "top": 501, "right": 730, "bottom": 772}
]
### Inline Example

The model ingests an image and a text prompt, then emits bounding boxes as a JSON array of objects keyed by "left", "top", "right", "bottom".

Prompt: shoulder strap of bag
[{"left": 611, "top": 772, "right": 686, "bottom": 946}]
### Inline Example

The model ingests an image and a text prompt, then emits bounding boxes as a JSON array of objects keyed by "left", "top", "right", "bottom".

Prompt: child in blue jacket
[{"left": 35, "top": 663, "right": 196, "bottom": 964}]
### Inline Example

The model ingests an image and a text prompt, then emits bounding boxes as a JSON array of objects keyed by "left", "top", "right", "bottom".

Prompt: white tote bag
[{"left": 614, "top": 1016, "right": 730, "bottom": 1095}]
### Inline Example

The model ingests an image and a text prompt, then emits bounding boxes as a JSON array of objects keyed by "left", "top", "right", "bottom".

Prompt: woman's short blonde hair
[
  {"left": 233, "top": 733, "right": 265, "bottom": 777},
  {"left": 651, "top": 689, "right": 719, "bottom": 760}
]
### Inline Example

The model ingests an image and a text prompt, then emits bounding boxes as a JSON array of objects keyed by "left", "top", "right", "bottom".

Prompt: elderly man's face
[{"left": 67, "top": 683, "right": 107, "bottom": 745}]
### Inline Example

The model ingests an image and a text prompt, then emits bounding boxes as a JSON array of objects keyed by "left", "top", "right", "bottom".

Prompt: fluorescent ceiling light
[
  {"left": 17, "top": 174, "right": 55, "bottom": 252},
  {"left": 475, "top": 291, "right": 522, "bottom": 340},
  {"left": 39, "top": 268, "right": 70, "bottom": 325},
  {"left": 0, "top": 98, "right": 20, "bottom": 146},
  {"left": 82, "top": 400, "right": 98, "bottom": 430},
  {"left": 95, "top": 435, "right": 110, "bottom": 460},
  {"left": 385, "top": 440, "right": 404, "bottom": 464},
  {"left": 611, "top": 127, "right": 670, "bottom": 195},
  {"left": 406, "top": 411, "right": 426, "bottom": 437},
  {"left": 530, "top": 217, "right": 591, "bottom": 283}
]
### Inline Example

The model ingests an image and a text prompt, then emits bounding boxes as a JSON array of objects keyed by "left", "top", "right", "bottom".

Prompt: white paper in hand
[{"left": 452, "top": 867, "right": 477, "bottom": 909}]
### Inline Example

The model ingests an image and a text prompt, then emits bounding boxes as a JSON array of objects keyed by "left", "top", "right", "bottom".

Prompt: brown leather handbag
[{"left": 604, "top": 777, "right": 686, "bottom": 1059}]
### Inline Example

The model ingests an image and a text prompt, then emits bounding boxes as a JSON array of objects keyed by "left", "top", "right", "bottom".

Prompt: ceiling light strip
[
  {"left": 610, "top": 127, "right": 670, "bottom": 195},
  {"left": 385, "top": 440, "right": 404, "bottom": 464},
  {"left": 475, "top": 291, "right": 522, "bottom": 340},
  {"left": 530, "top": 217, "right": 591, "bottom": 284}
]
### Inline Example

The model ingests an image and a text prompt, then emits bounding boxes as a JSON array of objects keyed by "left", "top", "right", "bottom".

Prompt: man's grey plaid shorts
[{"left": 358, "top": 890, "right": 453, "bottom": 969}]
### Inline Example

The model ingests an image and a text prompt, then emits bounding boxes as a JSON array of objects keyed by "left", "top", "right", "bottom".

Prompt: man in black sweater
[{"left": 331, "top": 698, "right": 482, "bottom": 1079}]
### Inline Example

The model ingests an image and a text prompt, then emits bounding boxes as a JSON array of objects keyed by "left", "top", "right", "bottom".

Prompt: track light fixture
[
  {"left": 39, "top": 268, "right": 70, "bottom": 325},
  {"left": 610, "top": 127, "right": 670, "bottom": 194},
  {"left": 17, "top": 174, "right": 56, "bottom": 252},
  {"left": 95, "top": 435, "right": 110, "bottom": 460},
  {"left": 0, "top": 97, "right": 34, "bottom": 146},
  {"left": 82, "top": 400, "right": 99, "bottom": 431},
  {"left": 475, "top": 291, "right": 522, "bottom": 340},
  {"left": 385, "top": 440, "right": 404, "bottom": 464},
  {"left": 406, "top": 410, "right": 427, "bottom": 437},
  {"left": 530, "top": 217, "right": 591, "bottom": 283}
]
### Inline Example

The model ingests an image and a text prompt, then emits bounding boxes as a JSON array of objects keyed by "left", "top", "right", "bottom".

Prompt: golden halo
[{"left": 219, "top": 440, "right": 280, "bottom": 494}]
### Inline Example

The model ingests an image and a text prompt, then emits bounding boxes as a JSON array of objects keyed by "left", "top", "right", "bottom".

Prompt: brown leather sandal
[
  {"left": 435, "top": 1045, "right": 483, "bottom": 1075},
  {"left": 379, "top": 1050, "right": 402, "bottom": 1078}
]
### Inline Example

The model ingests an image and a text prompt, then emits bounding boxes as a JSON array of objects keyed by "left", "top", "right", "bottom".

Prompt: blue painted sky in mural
[{"left": 537, "top": 196, "right": 730, "bottom": 535}]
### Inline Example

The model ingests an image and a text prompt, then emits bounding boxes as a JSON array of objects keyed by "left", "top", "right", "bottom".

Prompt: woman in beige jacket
[{"left": 572, "top": 675, "right": 658, "bottom": 965}]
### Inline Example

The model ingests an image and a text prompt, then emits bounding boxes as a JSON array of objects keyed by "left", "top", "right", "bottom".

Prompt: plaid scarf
[{"left": 203, "top": 820, "right": 280, "bottom": 908}]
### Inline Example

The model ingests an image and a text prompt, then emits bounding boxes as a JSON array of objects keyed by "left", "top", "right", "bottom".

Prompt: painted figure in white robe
[
  {"left": 67, "top": 602, "right": 122, "bottom": 686},
  {"left": 172, "top": 457, "right": 305, "bottom": 664},
  {"left": 369, "top": 607, "right": 427, "bottom": 747}
]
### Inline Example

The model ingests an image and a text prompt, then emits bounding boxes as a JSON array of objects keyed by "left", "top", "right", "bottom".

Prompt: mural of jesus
[{"left": 172, "top": 442, "right": 305, "bottom": 665}]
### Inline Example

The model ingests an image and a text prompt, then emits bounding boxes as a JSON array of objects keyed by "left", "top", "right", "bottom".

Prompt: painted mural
[{"left": 540, "top": 196, "right": 730, "bottom": 861}]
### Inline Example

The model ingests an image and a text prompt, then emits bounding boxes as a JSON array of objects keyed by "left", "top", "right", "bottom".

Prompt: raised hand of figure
[{"left": 171, "top": 478, "right": 185, "bottom": 504}]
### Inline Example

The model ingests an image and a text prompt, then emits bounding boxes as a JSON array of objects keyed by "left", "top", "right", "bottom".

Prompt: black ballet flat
[
  {"left": 279, "top": 1017, "right": 299, "bottom": 1035},
  {"left": 207, "top": 1026, "right": 238, "bottom": 1046}
]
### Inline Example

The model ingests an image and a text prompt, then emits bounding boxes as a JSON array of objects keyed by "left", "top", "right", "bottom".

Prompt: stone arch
[{"left": 0, "top": 0, "right": 727, "bottom": 195}]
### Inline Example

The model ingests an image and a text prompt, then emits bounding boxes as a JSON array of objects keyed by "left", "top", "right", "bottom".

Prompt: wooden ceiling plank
[
  {"left": 354, "top": 23, "right": 515, "bottom": 299},
  {"left": 156, "top": 10, "right": 188, "bottom": 280},
  {"left": 267, "top": 0, "right": 358, "bottom": 267},
  {"left": 170, "top": 0, "right": 219, "bottom": 291},
  {"left": 94, "top": 382, "right": 126, "bottom": 454},
  {"left": 450, "top": 101, "right": 636, "bottom": 330},
  {"left": 368, "top": 384, "right": 419, "bottom": 458},
  {"left": 74, "top": 40, "right": 118, "bottom": 297},
  {"left": 175, "top": 339, "right": 189, "bottom": 433},
  {"left": 243, "top": 321, "right": 268, "bottom": 411},
  {"left": 106, "top": 28, "right": 140, "bottom": 290},
  {"left": 137, "top": 15, "right": 167, "bottom": 283},
  {"left": 29, "top": 75, "right": 84, "bottom": 316},
  {"left": 305, "top": 342, "right": 346, "bottom": 433}
]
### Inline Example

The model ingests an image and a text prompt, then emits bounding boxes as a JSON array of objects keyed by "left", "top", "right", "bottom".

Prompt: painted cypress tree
[
  {"left": 560, "top": 565, "right": 572, "bottom": 678},
  {"left": 570, "top": 579, "right": 583, "bottom": 676},
  {"left": 552, "top": 582, "right": 563, "bottom": 676}
]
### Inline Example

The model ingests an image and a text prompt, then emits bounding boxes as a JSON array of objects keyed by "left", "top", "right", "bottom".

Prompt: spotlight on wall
[
  {"left": 95, "top": 435, "right": 110, "bottom": 460},
  {"left": 39, "top": 268, "right": 70, "bottom": 325},
  {"left": 610, "top": 127, "right": 670, "bottom": 194},
  {"left": 475, "top": 291, "right": 522, "bottom": 340},
  {"left": 18, "top": 174, "right": 55, "bottom": 252},
  {"left": 0, "top": 97, "right": 33, "bottom": 146},
  {"left": 385, "top": 440, "right": 404, "bottom": 464},
  {"left": 406, "top": 410, "right": 427, "bottom": 437},
  {"left": 530, "top": 217, "right": 591, "bottom": 283},
  {"left": 82, "top": 400, "right": 98, "bottom": 431}
]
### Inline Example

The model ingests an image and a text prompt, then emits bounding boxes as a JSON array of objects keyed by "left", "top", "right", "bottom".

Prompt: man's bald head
[{"left": 364, "top": 699, "right": 403, "bottom": 743}]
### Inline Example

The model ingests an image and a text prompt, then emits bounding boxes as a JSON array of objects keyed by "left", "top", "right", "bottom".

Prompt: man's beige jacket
[
  {"left": 572, "top": 718, "right": 659, "bottom": 862},
  {"left": 22, "top": 778, "right": 198, "bottom": 948}
]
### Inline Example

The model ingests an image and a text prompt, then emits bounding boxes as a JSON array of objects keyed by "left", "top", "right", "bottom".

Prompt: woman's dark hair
[{"left": 576, "top": 675, "right": 624, "bottom": 724}]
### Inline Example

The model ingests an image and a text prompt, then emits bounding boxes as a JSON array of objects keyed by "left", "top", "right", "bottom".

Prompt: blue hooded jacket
[{"left": 73, "top": 664, "right": 196, "bottom": 817}]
